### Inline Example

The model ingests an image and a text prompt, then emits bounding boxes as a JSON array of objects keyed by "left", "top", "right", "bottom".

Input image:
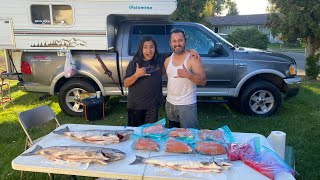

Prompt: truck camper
[{"left": 0, "top": 0, "right": 300, "bottom": 117}]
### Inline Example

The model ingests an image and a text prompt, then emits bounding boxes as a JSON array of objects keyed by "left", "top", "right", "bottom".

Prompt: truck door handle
[{"left": 236, "top": 63, "right": 247, "bottom": 67}]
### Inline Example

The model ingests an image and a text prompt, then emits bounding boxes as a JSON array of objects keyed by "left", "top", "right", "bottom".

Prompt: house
[{"left": 207, "top": 14, "right": 281, "bottom": 43}]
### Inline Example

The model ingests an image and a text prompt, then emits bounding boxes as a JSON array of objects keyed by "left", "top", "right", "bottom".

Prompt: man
[{"left": 164, "top": 29, "right": 206, "bottom": 128}]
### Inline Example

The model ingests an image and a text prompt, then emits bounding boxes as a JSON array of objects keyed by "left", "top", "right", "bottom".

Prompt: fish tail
[
  {"left": 129, "top": 155, "right": 145, "bottom": 165},
  {"left": 21, "top": 145, "right": 42, "bottom": 156},
  {"left": 53, "top": 126, "right": 70, "bottom": 135}
]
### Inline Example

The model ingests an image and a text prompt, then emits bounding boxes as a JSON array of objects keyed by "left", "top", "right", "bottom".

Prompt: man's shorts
[{"left": 165, "top": 101, "right": 198, "bottom": 128}]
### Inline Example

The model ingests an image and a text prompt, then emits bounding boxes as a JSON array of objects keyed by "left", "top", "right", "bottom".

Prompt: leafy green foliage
[
  {"left": 227, "top": 28, "right": 269, "bottom": 49},
  {"left": 226, "top": 1, "right": 239, "bottom": 16},
  {"left": 171, "top": 0, "right": 208, "bottom": 23},
  {"left": 212, "top": 0, "right": 227, "bottom": 16},
  {"left": 266, "top": 0, "right": 320, "bottom": 55},
  {"left": 306, "top": 53, "right": 320, "bottom": 79}
]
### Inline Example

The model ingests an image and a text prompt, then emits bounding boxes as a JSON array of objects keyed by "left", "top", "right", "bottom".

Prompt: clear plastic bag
[
  {"left": 198, "top": 125, "right": 235, "bottom": 144},
  {"left": 227, "top": 137, "right": 296, "bottom": 180},
  {"left": 132, "top": 137, "right": 160, "bottom": 151},
  {"left": 139, "top": 118, "right": 167, "bottom": 138},
  {"left": 64, "top": 50, "right": 76, "bottom": 78},
  {"left": 164, "top": 137, "right": 193, "bottom": 153},
  {"left": 194, "top": 141, "right": 227, "bottom": 155}
]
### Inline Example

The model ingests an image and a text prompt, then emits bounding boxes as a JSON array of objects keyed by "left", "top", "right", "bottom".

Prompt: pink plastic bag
[{"left": 227, "top": 137, "right": 296, "bottom": 180}]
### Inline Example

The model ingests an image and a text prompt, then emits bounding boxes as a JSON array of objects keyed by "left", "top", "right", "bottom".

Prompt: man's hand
[
  {"left": 134, "top": 63, "right": 151, "bottom": 78},
  {"left": 175, "top": 64, "right": 191, "bottom": 78}
]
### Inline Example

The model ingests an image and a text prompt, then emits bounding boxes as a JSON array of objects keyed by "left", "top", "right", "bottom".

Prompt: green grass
[
  {"left": 1, "top": 79, "right": 320, "bottom": 180},
  {"left": 268, "top": 43, "right": 305, "bottom": 53}
]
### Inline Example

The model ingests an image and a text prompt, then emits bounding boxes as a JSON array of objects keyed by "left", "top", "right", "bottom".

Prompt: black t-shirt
[{"left": 125, "top": 55, "right": 165, "bottom": 110}]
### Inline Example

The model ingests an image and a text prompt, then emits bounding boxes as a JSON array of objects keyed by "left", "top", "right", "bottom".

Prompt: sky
[{"left": 233, "top": 0, "right": 269, "bottom": 15}]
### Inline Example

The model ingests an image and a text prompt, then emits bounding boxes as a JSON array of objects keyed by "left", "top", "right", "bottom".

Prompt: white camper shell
[{"left": 0, "top": 0, "right": 177, "bottom": 50}]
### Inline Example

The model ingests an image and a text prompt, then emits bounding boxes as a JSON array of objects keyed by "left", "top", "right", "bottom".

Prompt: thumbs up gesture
[
  {"left": 175, "top": 64, "right": 191, "bottom": 79},
  {"left": 134, "top": 63, "right": 151, "bottom": 78}
]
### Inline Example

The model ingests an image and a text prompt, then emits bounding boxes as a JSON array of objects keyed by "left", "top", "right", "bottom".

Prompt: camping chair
[{"left": 18, "top": 105, "right": 61, "bottom": 179}]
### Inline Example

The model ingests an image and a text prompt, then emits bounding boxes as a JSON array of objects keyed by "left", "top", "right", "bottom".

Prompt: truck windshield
[{"left": 201, "top": 25, "right": 235, "bottom": 49}]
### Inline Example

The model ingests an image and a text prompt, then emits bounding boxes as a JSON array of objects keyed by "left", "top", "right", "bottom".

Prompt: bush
[
  {"left": 305, "top": 53, "right": 320, "bottom": 79},
  {"left": 227, "top": 28, "right": 269, "bottom": 49}
]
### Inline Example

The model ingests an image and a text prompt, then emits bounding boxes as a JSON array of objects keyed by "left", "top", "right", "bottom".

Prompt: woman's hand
[
  {"left": 187, "top": 49, "right": 201, "bottom": 62},
  {"left": 134, "top": 63, "right": 151, "bottom": 78}
]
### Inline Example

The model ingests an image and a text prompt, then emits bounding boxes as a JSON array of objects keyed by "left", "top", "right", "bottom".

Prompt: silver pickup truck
[{"left": 3, "top": 21, "right": 301, "bottom": 117}]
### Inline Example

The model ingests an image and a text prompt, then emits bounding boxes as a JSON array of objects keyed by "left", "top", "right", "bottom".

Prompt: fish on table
[
  {"left": 22, "top": 145, "right": 126, "bottom": 165},
  {"left": 130, "top": 154, "right": 232, "bottom": 173},
  {"left": 53, "top": 126, "right": 134, "bottom": 144}
]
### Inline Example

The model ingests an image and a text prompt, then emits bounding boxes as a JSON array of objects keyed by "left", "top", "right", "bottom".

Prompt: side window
[
  {"left": 129, "top": 25, "right": 166, "bottom": 55},
  {"left": 31, "top": 5, "right": 51, "bottom": 24},
  {"left": 167, "top": 25, "right": 217, "bottom": 56},
  {"left": 30, "top": 4, "right": 73, "bottom": 26}
]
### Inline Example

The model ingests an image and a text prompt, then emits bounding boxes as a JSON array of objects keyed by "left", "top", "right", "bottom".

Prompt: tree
[
  {"left": 212, "top": 0, "right": 227, "bottom": 16},
  {"left": 226, "top": 1, "right": 239, "bottom": 16},
  {"left": 171, "top": 0, "right": 208, "bottom": 23},
  {"left": 265, "top": 0, "right": 320, "bottom": 78},
  {"left": 227, "top": 28, "right": 269, "bottom": 50}
]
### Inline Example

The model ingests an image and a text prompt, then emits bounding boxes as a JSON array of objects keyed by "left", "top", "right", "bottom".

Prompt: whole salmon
[
  {"left": 130, "top": 154, "right": 231, "bottom": 173},
  {"left": 53, "top": 126, "right": 134, "bottom": 144},
  {"left": 22, "top": 145, "right": 125, "bottom": 164}
]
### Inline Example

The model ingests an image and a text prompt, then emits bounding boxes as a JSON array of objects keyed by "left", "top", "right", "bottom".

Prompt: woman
[{"left": 124, "top": 36, "right": 163, "bottom": 126}]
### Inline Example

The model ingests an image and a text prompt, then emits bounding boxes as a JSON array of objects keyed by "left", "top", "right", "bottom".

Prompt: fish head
[
  {"left": 101, "top": 148, "right": 126, "bottom": 162},
  {"left": 116, "top": 129, "right": 134, "bottom": 142}
]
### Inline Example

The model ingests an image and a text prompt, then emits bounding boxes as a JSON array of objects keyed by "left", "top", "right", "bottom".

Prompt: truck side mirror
[{"left": 208, "top": 43, "right": 223, "bottom": 55}]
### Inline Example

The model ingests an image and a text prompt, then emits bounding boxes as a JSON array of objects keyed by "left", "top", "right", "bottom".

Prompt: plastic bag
[
  {"left": 64, "top": 50, "right": 76, "bottom": 78},
  {"left": 195, "top": 141, "right": 227, "bottom": 155},
  {"left": 168, "top": 128, "right": 194, "bottom": 139},
  {"left": 198, "top": 125, "right": 235, "bottom": 144},
  {"left": 140, "top": 118, "right": 167, "bottom": 137},
  {"left": 132, "top": 137, "right": 160, "bottom": 151},
  {"left": 165, "top": 137, "right": 193, "bottom": 153},
  {"left": 227, "top": 137, "right": 296, "bottom": 180}
]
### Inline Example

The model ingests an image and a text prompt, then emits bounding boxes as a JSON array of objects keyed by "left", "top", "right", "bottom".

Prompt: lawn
[
  {"left": 1, "top": 79, "right": 319, "bottom": 180},
  {"left": 268, "top": 43, "right": 305, "bottom": 53}
]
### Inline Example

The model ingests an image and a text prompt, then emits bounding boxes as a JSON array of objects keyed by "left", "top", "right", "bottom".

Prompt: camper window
[{"left": 30, "top": 4, "right": 73, "bottom": 26}]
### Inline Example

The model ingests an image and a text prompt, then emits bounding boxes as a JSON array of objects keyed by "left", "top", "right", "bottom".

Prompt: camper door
[{"left": 0, "top": 18, "right": 15, "bottom": 49}]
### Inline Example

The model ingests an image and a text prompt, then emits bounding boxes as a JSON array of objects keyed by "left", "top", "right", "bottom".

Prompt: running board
[
  {"left": 198, "top": 99, "right": 228, "bottom": 103},
  {"left": 119, "top": 99, "right": 228, "bottom": 103}
]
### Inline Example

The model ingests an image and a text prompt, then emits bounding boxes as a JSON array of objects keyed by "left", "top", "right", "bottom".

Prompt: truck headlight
[{"left": 288, "top": 64, "right": 297, "bottom": 76}]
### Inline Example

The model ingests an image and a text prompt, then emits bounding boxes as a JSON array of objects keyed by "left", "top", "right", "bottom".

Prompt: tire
[
  {"left": 240, "top": 80, "right": 282, "bottom": 117},
  {"left": 58, "top": 80, "right": 96, "bottom": 116}
]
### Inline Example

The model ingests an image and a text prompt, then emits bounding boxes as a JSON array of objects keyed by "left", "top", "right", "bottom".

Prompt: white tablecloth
[{"left": 12, "top": 124, "right": 293, "bottom": 180}]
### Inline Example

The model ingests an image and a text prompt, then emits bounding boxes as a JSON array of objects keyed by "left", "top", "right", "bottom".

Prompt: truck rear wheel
[
  {"left": 240, "top": 80, "right": 282, "bottom": 117},
  {"left": 58, "top": 80, "right": 96, "bottom": 116}
]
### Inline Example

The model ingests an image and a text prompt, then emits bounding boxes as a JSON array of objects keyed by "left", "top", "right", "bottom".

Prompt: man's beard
[{"left": 172, "top": 45, "right": 185, "bottom": 55}]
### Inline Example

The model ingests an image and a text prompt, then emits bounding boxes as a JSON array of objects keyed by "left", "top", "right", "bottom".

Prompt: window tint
[
  {"left": 167, "top": 25, "right": 217, "bottom": 55},
  {"left": 31, "top": 5, "right": 51, "bottom": 24},
  {"left": 31, "top": 4, "right": 73, "bottom": 26},
  {"left": 129, "top": 25, "right": 166, "bottom": 55}
]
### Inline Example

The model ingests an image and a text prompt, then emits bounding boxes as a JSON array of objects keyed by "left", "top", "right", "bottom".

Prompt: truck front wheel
[
  {"left": 58, "top": 80, "right": 96, "bottom": 116},
  {"left": 240, "top": 80, "right": 282, "bottom": 117}
]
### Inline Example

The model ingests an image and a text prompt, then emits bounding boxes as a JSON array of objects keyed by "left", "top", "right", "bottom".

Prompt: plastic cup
[{"left": 96, "top": 91, "right": 101, "bottom": 98}]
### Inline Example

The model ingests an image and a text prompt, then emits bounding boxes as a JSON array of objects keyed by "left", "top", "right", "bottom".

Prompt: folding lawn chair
[{"left": 18, "top": 105, "right": 60, "bottom": 179}]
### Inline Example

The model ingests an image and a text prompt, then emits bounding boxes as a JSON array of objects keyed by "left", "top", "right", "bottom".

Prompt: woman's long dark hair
[{"left": 133, "top": 36, "right": 159, "bottom": 67}]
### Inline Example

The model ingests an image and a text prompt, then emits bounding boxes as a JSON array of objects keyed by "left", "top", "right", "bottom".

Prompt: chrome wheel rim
[
  {"left": 249, "top": 90, "right": 274, "bottom": 115},
  {"left": 65, "top": 88, "right": 87, "bottom": 113}
]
